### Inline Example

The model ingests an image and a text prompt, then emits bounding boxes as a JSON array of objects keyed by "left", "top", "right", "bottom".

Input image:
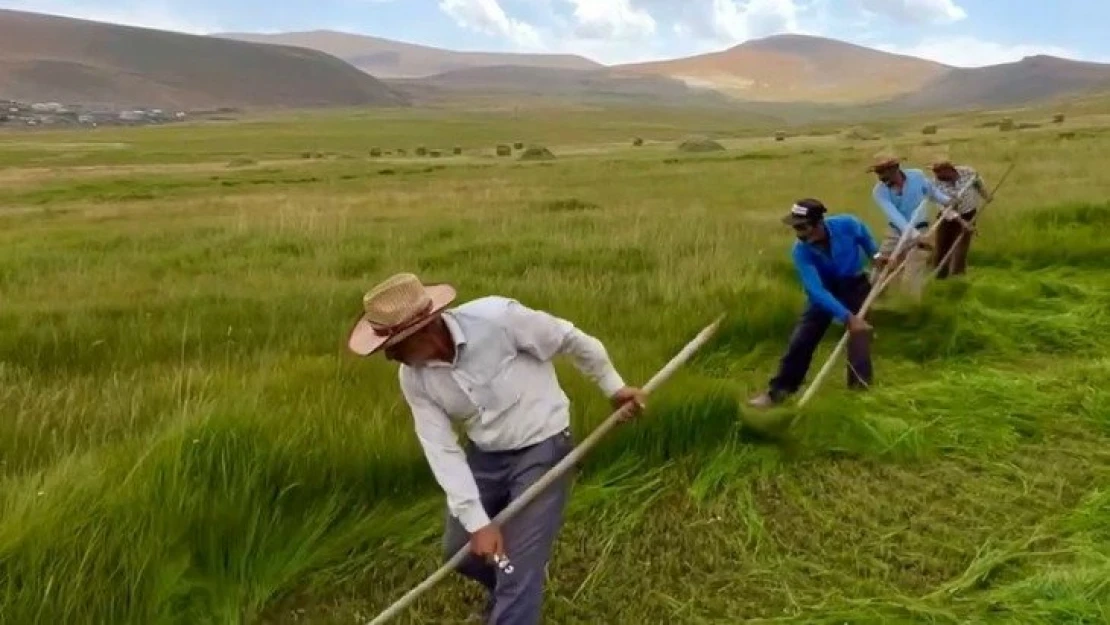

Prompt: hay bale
[
  {"left": 369, "top": 147, "right": 382, "bottom": 157},
  {"left": 513, "top": 142, "right": 524, "bottom": 150},
  {"left": 632, "top": 137, "right": 644, "bottom": 146},
  {"left": 922, "top": 124, "right": 938, "bottom": 135},
  {"left": 1053, "top": 113, "right": 1066, "bottom": 124},
  {"left": 453, "top": 146, "right": 463, "bottom": 155},
  {"left": 415, "top": 146, "right": 428, "bottom": 156},
  {"left": 397, "top": 148, "right": 407, "bottom": 156},
  {"left": 518, "top": 145, "right": 556, "bottom": 161},
  {"left": 496, "top": 144, "right": 512, "bottom": 157},
  {"left": 842, "top": 126, "right": 879, "bottom": 141},
  {"left": 774, "top": 131, "right": 786, "bottom": 141},
  {"left": 999, "top": 118, "right": 1014, "bottom": 131},
  {"left": 677, "top": 136, "right": 725, "bottom": 152}
]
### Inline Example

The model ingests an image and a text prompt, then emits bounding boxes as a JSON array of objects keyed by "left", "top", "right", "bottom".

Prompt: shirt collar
[{"left": 426, "top": 311, "right": 466, "bottom": 368}]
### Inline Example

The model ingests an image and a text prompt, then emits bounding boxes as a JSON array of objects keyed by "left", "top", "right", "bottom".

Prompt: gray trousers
[{"left": 443, "top": 430, "right": 575, "bottom": 625}]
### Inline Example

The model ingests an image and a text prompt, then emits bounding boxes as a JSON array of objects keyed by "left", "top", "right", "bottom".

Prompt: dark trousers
[
  {"left": 443, "top": 430, "right": 574, "bottom": 625},
  {"left": 932, "top": 209, "right": 977, "bottom": 279},
  {"left": 768, "top": 275, "right": 873, "bottom": 397}
]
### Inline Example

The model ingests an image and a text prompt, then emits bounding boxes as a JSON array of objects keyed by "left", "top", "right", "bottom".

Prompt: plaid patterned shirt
[{"left": 934, "top": 165, "right": 987, "bottom": 216}]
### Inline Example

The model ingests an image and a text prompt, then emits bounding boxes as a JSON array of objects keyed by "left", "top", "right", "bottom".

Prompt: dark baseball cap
[{"left": 781, "top": 199, "right": 827, "bottom": 226}]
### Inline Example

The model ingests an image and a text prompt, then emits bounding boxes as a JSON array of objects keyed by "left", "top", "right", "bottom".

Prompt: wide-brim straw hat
[
  {"left": 347, "top": 272, "right": 457, "bottom": 357},
  {"left": 866, "top": 147, "right": 901, "bottom": 172}
]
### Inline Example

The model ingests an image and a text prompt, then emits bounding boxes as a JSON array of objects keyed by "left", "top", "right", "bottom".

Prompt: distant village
[{"left": 0, "top": 99, "right": 190, "bottom": 129}]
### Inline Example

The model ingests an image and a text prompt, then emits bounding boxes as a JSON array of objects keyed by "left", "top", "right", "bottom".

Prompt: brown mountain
[
  {"left": 0, "top": 9, "right": 407, "bottom": 110},
  {"left": 386, "top": 65, "right": 740, "bottom": 108},
  {"left": 214, "top": 30, "right": 601, "bottom": 78},
  {"left": 888, "top": 55, "right": 1110, "bottom": 110},
  {"left": 615, "top": 33, "right": 951, "bottom": 104}
]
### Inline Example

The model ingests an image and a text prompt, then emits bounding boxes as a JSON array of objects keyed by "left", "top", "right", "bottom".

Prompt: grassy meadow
[{"left": 1, "top": 102, "right": 1109, "bottom": 624}]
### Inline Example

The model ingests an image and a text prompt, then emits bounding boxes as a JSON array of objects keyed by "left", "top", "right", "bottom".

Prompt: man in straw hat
[
  {"left": 868, "top": 148, "right": 955, "bottom": 299},
  {"left": 929, "top": 150, "right": 992, "bottom": 278},
  {"left": 748, "top": 199, "right": 879, "bottom": 408},
  {"left": 348, "top": 272, "right": 645, "bottom": 624}
]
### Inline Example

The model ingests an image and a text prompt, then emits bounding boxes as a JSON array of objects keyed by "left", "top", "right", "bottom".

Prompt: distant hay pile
[
  {"left": 518, "top": 145, "right": 556, "bottom": 161},
  {"left": 513, "top": 141, "right": 525, "bottom": 150},
  {"left": 999, "top": 118, "right": 1015, "bottom": 131},
  {"left": 496, "top": 144, "right": 512, "bottom": 157},
  {"left": 774, "top": 131, "right": 786, "bottom": 142},
  {"left": 415, "top": 146, "right": 428, "bottom": 156},
  {"left": 1053, "top": 113, "right": 1066, "bottom": 124},
  {"left": 632, "top": 137, "right": 644, "bottom": 146},
  {"left": 922, "top": 124, "right": 938, "bottom": 135},
  {"left": 677, "top": 136, "right": 725, "bottom": 152},
  {"left": 369, "top": 147, "right": 382, "bottom": 157},
  {"left": 841, "top": 126, "right": 879, "bottom": 141},
  {"left": 453, "top": 146, "right": 463, "bottom": 155}
]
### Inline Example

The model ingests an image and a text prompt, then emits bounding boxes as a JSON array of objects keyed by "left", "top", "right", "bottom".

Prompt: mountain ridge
[
  {"left": 211, "top": 29, "right": 602, "bottom": 78},
  {"left": 0, "top": 9, "right": 408, "bottom": 110}
]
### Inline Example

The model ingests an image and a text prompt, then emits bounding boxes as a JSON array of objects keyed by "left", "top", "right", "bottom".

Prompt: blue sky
[{"left": 2, "top": 0, "right": 1106, "bottom": 67}]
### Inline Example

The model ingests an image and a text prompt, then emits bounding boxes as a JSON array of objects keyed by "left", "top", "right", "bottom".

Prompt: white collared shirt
[{"left": 397, "top": 296, "right": 626, "bottom": 532}]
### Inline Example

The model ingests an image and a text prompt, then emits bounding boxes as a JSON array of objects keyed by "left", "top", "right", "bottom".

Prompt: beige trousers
[{"left": 870, "top": 225, "right": 930, "bottom": 300}]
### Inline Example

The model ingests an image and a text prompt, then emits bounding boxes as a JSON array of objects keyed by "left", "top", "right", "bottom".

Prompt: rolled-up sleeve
[
  {"left": 500, "top": 299, "right": 626, "bottom": 397},
  {"left": 399, "top": 368, "right": 490, "bottom": 533}
]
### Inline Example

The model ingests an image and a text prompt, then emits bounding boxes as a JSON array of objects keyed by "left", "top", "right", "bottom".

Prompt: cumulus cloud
[
  {"left": 876, "top": 36, "right": 1079, "bottom": 67},
  {"left": 563, "top": 0, "right": 656, "bottom": 40},
  {"left": 857, "top": 0, "right": 966, "bottom": 25},
  {"left": 438, "top": 0, "right": 543, "bottom": 48}
]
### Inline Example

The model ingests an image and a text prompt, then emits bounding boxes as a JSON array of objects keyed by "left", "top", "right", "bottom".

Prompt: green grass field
[{"left": 1, "top": 102, "right": 1109, "bottom": 624}]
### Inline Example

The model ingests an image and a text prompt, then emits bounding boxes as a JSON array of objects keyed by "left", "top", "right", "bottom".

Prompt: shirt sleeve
[
  {"left": 855, "top": 217, "right": 879, "bottom": 258},
  {"left": 926, "top": 179, "right": 952, "bottom": 206},
  {"left": 793, "top": 246, "right": 852, "bottom": 323},
  {"left": 500, "top": 299, "right": 626, "bottom": 397},
  {"left": 872, "top": 183, "right": 909, "bottom": 232},
  {"left": 399, "top": 368, "right": 491, "bottom": 533}
]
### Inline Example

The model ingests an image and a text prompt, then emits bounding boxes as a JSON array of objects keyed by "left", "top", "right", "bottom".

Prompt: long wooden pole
[{"left": 366, "top": 314, "right": 726, "bottom": 625}]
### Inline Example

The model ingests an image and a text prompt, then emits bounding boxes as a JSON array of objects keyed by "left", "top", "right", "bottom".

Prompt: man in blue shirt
[
  {"left": 748, "top": 198, "right": 879, "bottom": 408},
  {"left": 868, "top": 151, "right": 954, "bottom": 299}
]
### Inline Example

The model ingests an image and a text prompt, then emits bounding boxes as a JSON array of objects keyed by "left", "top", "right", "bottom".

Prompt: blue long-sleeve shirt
[
  {"left": 871, "top": 168, "right": 951, "bottom": 233},
  {"left": 791, "top": 215, "right": 879, "bottom": 323}
]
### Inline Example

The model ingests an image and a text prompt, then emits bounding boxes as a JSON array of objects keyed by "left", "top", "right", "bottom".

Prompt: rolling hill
[
  {"left": 384, "top": 65, "right": 739, "bottom": 108},
  {"left": 887, "top": 54, "right": 1110, "bottom": 111},
  {"left": 0, "top": 9, "right": 408, "bottom": 110},
  {"left": 615, "top": 33, "right": 951, "bottom": 104},
  {"left": 213, "top": 30, "right": 601, "bottom": 78}
]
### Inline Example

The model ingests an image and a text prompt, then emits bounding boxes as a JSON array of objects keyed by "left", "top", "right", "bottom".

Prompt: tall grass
[{"left": 0, "top": 104, "right": 1109, "bottom": 624}]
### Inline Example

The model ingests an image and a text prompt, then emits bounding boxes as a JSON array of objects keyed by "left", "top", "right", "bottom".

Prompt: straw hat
[
  {"left": 347, "top": 272, "right": 457, "bottom": 356},
  {"left": 866, "top": 147, "right": 901, "bottom": 172}
]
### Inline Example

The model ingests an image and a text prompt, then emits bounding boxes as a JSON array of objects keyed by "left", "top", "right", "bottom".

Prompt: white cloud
[
  {"left": 709, "top": 0, "right": 801, "bottom": 41},
  {"left": 563, "top": 0, "right": 656, "bottom": 40},
  {"left": 438, "top": 0, "right": 543, "bottom": 48},
  {"left": 876, "top": 36, "right": 1079, "bottom": 67},
  {"left": 857, "top": 0, "right": 966, "bottom": 25}
]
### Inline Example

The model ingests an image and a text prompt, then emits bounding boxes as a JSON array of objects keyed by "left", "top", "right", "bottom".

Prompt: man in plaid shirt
[{"left": 929, "top": 154, "right": 993, "bottom": 278}]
